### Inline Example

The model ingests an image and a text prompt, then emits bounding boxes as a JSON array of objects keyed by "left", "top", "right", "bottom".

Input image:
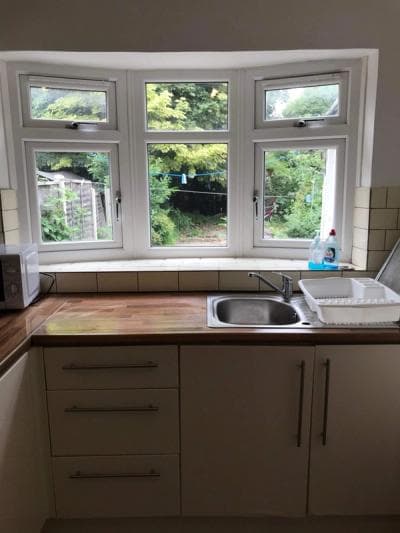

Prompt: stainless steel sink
[{"left": 207, "top": 295, "right": 306, "bottom": 328}]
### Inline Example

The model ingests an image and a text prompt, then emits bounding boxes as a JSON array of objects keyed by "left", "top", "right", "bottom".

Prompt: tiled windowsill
[
  {"left": 39, "top": 258, "right": 373, "bottom": 294},
  {"left": 39, "top": 258, "right": 356, "bottom": 273}
]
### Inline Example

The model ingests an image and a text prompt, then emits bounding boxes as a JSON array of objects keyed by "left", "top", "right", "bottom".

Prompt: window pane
[
  {"left": 30, "top": 86, "right": 107, "bottom": 122},
  {"left": 148, "top": 143, "right": 228, "bottom": 247},
  {"left": 146, "top": 82, "right": 228, "bottom": 131},
  {"left": 263, "top": 148, "right": 336, "bottom": 240},
  {"left": 265, "top": 84, "right": 339, "bottom": 121},
  {"left": 35, "top": 151, "right": 113, "bottom": 243}
]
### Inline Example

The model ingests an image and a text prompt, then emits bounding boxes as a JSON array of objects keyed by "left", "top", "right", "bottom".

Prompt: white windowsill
[{"left": 39, "top": 258, "right": 356, "bottom": 273}]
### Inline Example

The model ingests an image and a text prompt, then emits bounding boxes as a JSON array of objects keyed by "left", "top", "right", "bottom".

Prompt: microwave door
[{"left": 25, "top": 249, "right": 40, "bottom": 299}]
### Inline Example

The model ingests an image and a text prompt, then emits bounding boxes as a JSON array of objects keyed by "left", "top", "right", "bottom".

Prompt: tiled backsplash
[
  {"left": 0, "top": 189, "right": 20, "bottom": 245},
  {"left": 352, "top": 186, "right": 400, "bottom": 270},
  {"left": 40, "top": 269, "right": 378, "bottom": 294}
]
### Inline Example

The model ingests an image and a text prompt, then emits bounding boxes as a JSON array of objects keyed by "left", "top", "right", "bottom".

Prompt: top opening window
[
  {"left": 255, "top": 72, "right": 348, "bottom": 128},
  {"left": 20, "top": 75, "right": 117, "bottom": 129},
  {"left": 145, "top": 82, "right": 229, "bottom": 131}
]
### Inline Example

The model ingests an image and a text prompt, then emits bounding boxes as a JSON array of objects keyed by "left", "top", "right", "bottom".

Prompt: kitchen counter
[
  {"left": 32, "top": 293, "right": 400, "bottom": 346},
  {"left": 0, "top": 295, "right": 65, "bottom": 373},
  {"left": 1, "top": 293, "right": 400, "bottom": 375}
]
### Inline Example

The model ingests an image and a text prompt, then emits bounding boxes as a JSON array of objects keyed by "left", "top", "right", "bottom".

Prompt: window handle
[
  {"left": 115, "top": 190, "right": 122, "bottom": 221},
  {"left": 253, "top": 191, "right": 259, "bottom": 219}
]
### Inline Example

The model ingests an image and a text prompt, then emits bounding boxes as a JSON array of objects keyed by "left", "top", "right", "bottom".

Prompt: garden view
[{"left": 31, "top": 80, "right": 338, "bottom": 245}]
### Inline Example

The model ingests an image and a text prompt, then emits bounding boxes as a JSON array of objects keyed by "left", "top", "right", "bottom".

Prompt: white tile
[
  {"left": 386, "top": 187, "right": 400, "bottom": 208},
  {"left": 179, "top": 271, "right": 219, "bottom": 291},
  {"left": 353, "top": 207, "right": 369, "bottom": 229},
  {"left": 370, "top": 187, "right": 387, "bottom": 208},
  {"left": 138, "top": 271, "right": 179, "bottom": 292},
  {"left": 368, "top": 229, "right": 385, "bottom": 251},
  {"left": 384, "top": 230, "right": 400, "bottom": 251},
  {"left": 219, "top": 271, "right": 259, "bottom": 291},
  {"left": 354, "top": 187, "right": 370, "bottom": 208},
  {"left": 367, "top": 250, "right": 389, "bottom": 271},
  {"left": 342, "top": 270, "right": 378, "bottom": 278},
  {"left": 300, "top": 270, "right": 342, "bottom": 279},
  {"left": 259, "top": 271, "right": 300, "bottom": 292},
  {"left": 56, "top": 273, "right": 97, "bottom": 293},
  {"left": 369, "top": 208, "right": 398, "bottom": 230},
  {"left": 2, "top": 209, "right": 19, "bottom": 231},
  {"left": 351, "top": 246, "right": 368, "bottom": 269},
  {"left": 97, "top": 272, "right": 138, "bottom": 292},
  {"left": 4, "top": 229, "right": 20, "bottom": 245},
  {"left": 40, "top": 273, "right": 57, "bottom": 294},
  {"left": 352, "top": 227, "right": 368, "bottom": 250},
  {"left": 0, "top": 189, "right": 17, "bottom": 211}
]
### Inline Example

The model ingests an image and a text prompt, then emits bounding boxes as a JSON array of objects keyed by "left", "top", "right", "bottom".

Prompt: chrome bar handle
[
  {"left": 65, "top": 404, "right": 159, "bottom": 413},
  {"left": 62, "top": 361, "right": 159, "bottom": 371},
  {"left": 322, "top": 358, "right": 331, "bottom": 446},
  {"left": 296, "top": 360, "right": 306, "bottom": 448},
  {"left": 70, "top": 469, "right": 160, "bottom": 480}
]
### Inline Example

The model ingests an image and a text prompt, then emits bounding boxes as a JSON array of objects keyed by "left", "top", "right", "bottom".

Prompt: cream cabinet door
[
  {"left": 0, "top": 351, "right": 52, "bottom": 532},
  {"left": 310, "top": 345, "right": 400, "bottom": 515},
  {"left": 181, "top": 345, "right": 314, "bottom": 516}
]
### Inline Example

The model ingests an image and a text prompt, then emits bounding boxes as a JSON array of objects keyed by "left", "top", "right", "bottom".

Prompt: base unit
[{"left": 52, "top": 455, "right": 180, "bottom": 518}]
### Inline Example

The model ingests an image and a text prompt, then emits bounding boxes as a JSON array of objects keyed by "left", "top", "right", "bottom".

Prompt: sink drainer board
[{"left": 299, "top": 277, "right": 400, "bottom": 325}]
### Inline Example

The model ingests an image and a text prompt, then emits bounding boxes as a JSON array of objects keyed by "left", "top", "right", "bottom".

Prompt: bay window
[{"left": 7, "top": 58, "right": 365, "bottom": 262}]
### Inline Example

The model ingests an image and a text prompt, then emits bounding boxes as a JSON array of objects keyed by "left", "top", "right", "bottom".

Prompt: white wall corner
[
  {"left": 359, "top": 51, "right": 379, "bottom": 188},
  {"left": 0, "top": 60, "right": 10, "bottom": 189}
]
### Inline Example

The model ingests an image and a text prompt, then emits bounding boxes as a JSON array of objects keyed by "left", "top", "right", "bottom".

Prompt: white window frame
[
  {"left": 6, "top": 62, "right": 133, "bottom": 263},
  {"left": 130, "top": 70, "right": 241, "bottom": 258},
  {"left": 255, "top": 72, "right": 349, "bottom": 129},
  {"left": 253, "top": 138, "right": 346, "bottom": 249},
  {"left": 20, "top": 74, "right": 117, "bottom": 130},
  {"left": 241, "top": 59, "right": 364, "bottom": 261},
  {"left": 4, "top": 58, "right": 367, "bottom": 263},
  {"left": 25, "top": 141, "right": 122, "bottom": 252}
]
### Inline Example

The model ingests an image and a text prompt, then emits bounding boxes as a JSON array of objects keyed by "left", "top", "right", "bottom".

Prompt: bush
[{"left": 151, "top": 209, "right": 177, "bottom": 245}]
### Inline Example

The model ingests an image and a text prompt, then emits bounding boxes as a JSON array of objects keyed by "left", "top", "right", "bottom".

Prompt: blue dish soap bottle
[{"left": 323, "top": 228, "right": 340, "bottom": 270}]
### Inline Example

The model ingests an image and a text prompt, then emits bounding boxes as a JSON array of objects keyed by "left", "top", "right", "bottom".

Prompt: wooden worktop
[
  {"left": 1, "top": 293, "right": 399, "bottom": 375},
  {"left": 32, "top": 294, "right": 400, "bottom": 346},
  {"left": 0, "top": 295, "right": 65, "bottom": 373}
]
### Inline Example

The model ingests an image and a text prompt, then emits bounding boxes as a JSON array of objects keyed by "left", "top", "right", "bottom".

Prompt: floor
[{"left": 43, "top": 517, "right": 400, "bottom": 533}]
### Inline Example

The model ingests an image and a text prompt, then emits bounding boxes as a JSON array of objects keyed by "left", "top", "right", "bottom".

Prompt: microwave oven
[{"left": 0, "top": 244, "right": 40, "bottom": 310}]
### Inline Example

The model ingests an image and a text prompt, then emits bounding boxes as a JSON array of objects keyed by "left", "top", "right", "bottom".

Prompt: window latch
[
  {"left": 115, "top": 190, "right": 122, "bottom": 222},
  {"left": 253, "top": 191, "right": 259, "bottom": 219},
  {"left": 295, "top": 118, "right": 326, "bottom": 128}
]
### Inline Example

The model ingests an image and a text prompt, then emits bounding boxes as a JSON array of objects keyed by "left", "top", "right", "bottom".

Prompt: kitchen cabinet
[
  {"left": 0, "top": 350, "right": 53, "bottom": 532},
  {"left": 310, "top": 345, "right": 400, "bottom": 515},
  {"left": 180, "top": 345, "right": 314, "bottom": 516},
  {"left": 44, "top": 345, "right": 180, "bottom": 518}
]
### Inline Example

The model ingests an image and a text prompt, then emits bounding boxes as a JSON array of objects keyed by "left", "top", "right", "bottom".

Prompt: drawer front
[
  {"left": 44, "top": 346, "right": 178, "bottom": 390},
  {"left": 53, "top": 455, "right": 180, "bottom": 518},
  {"left": 48, "top": 389, "right": 179, "bottom": 456}
]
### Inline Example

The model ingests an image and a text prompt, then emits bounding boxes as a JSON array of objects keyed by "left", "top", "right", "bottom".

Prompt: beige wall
[{"left": 0, "top": 0, "right": 399, "bottom": 187}]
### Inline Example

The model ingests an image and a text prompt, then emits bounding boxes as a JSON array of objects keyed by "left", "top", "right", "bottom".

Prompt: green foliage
[
  {"left": 147, "top": 82, "right": 228, "bottom": 131},
  {"left": 282, "top": 85, "right": 338, "bottom": 118},
  {"left": 265, "top": 149, "right": 325, "bottom": 239},
  {"left": 36, "top": 151, "right": 110, "bottom": 186},
  {"left": 149, "top": 174, "right": 178, "bottom": 245},
  {"left": 41, "top": 189, "right": 77, "bottom": 242},
  {"left": 31, "top": 87, "right": 106, "bottom": 122}
]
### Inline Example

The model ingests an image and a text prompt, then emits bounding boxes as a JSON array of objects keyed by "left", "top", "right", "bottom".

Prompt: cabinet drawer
[
  {"left": 44, "top": 346, "right": 178, "bottom": 390},
  {"left": 53, "top": 455, "right": 180, "bottom": 518},
  {"left": 48, "top": 389, "right": 179, "bottom": 456}
]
